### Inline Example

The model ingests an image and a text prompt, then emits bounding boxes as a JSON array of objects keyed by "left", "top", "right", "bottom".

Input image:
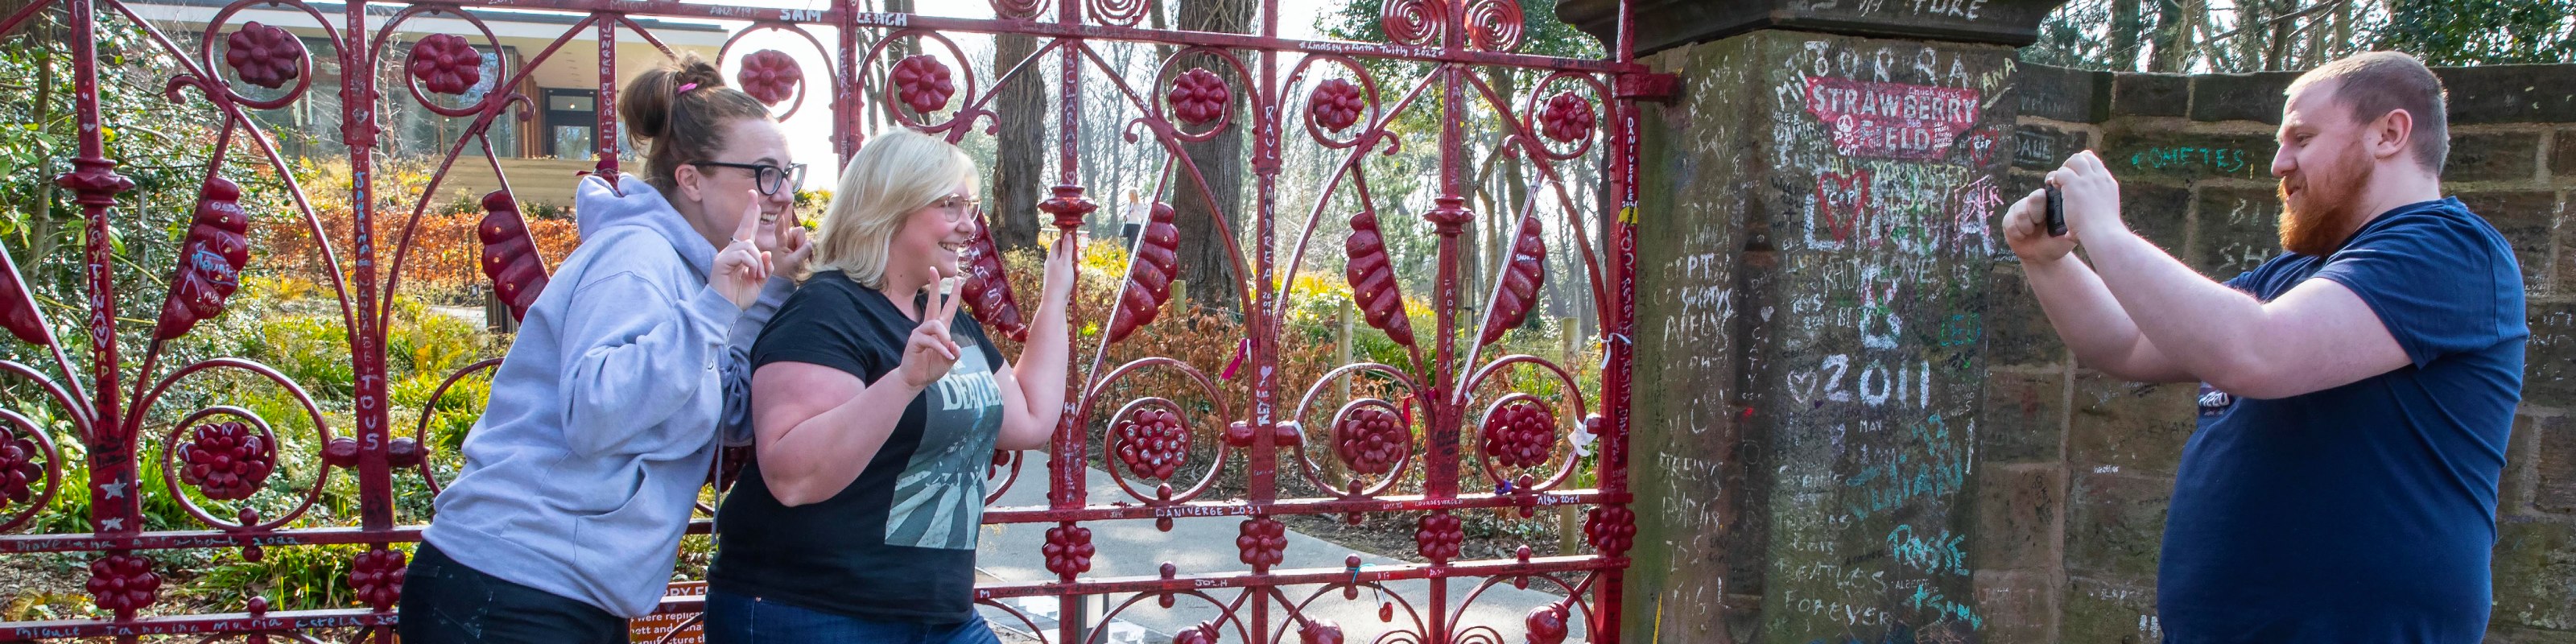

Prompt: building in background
[{"left": 124, "top": 0, "right": 725, "bottom": 206}]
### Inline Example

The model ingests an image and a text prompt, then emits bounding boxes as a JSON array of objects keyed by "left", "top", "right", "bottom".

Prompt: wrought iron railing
[{"left": 0, "top": 0, "right": 1650, "bottom": 641}]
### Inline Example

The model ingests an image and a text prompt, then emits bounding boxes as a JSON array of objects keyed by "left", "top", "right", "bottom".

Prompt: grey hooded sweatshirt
[{"left": 423, "top": 174, "right": 791, "bottom": 617}]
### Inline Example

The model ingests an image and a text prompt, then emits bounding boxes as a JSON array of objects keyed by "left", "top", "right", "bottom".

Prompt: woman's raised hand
[
  {"left": 1041, "top": 235, "right": 1076, "bottom": 303},
  {"left": 712, "top": 191, "right": 773, "bottom": 309},
  {"left": 764, "top": 204, "right": 812, "bottom": 278},
  {"left": 897, "top": 270, "right": 966, "bottom": 390}
]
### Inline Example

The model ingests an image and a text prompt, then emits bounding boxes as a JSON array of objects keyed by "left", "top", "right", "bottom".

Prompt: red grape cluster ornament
[
  {"left": 1114, "top": 407, "right": 1189, "bottom": 481},
  {"left": 87, "top": 554, "right": 160, "bottom": 613},
  {"left": 350, "top": 549, "right": 407, "bottom": 608},
  {"left": 1332, "top": 406, "right": 1406, "bottom": 477},
  {"left": 1482, "top": 398, "right": 1556, "bottom": 469},
  {"left": 174, "top": 421, "right": 274, "bottom": 501}
]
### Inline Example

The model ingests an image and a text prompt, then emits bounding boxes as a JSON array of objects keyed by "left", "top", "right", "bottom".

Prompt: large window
[
  {"left": 248, "top": 36, "right": 519, "bottom": 161},
  {"left": 540, "top": 88, "right": 593, "bottom": 159}
]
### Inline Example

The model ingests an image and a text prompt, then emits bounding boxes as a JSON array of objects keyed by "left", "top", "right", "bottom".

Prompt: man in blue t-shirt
[{"left": 2001, "top": 51, "right": 2527, "bottom": 642}]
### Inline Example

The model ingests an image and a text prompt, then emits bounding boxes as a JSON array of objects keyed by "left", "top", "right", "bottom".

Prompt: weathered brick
[
  {"left": 1973, "top": 570, "right": 2064, "bottom": 644},
  {"left": 2190, "top": 187, "right": 2282, "bottom": 279},
  {"left": 2553, "top": 130, "right": 2576, "bottom": 182},
  {"left": 1985, "top": 267, "right": 2064, "bottom": 368},
  {"left": 2445, "top": 131, "right": 2541, "bottom": 184},
  {"left": 2484, "top": 624, "right": 2576, "bottom": 644},
  {"left": 2070, "top": 372, "right": 2197, "bottom": 477},
  {"left": 2014, "top": 125, "right": 2089, "bottom": 171},
  {"left": 2541, "top": 415, "right": 2576, "bottom": 514},
  {"left": 2112, "top": 73, "right": 2189, "bottom": 118},
  {"left": 2124, "top": 184, "right": 2193, "bottom": 258},
  {"left": 2505, "top": 415, "right": 2550, "bottom": 515},
  {"left": 2060, "top": 573, "right": 2163, "bottom": 643},
  {"left": 1971, "top": 463, "right": 2065, "bottom": 572},
  {"left": 2188, "top": 71, "right": 2301, "bottom": 124},
  {"left": 2065, "top": 471, "right": 2172, "bottom": 578},
  {"left": 2529, "top": 299, "right": 2576, "bottom": 404},
  {"left": 1981, "top": 368, "right": 2067, "bottom": 460},
  {"left": 2104, "top": 129, "right": 2276, "bottom": 181},
  {"left": 2018, "top": 64, "right": 2112, "bottom": 124},
  {"left": 2458, "top": 191, "right": 2560, "bottom": 297},
  {"left": 2489, "top": 518, "right": 2576, "bottom": 633},
  {"left": 2438, "top": 64, "right": 2576, "bottom": 125}
]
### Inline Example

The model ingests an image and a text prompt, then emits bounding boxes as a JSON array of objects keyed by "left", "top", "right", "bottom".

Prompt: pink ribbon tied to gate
[{"left": 1220, "top": 337, "right": 1252, "bottom": 381}]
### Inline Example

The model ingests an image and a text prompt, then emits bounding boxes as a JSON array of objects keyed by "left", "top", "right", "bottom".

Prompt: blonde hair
[{"left": 810, "top": 129, "right": 979, "bottom": 287}]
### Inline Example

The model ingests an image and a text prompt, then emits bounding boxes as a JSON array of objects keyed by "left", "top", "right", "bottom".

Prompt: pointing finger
[{"left": 733, "top": 190, "right": 762, "bottom": 242}]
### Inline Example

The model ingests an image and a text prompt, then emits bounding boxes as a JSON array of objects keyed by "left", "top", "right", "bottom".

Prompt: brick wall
[
  {"left": 1995, "top": 63, "right": 2576, "bottom": 643},
  {"left": 1626, "top": 40, "right": 2576, "bottom": 642}
]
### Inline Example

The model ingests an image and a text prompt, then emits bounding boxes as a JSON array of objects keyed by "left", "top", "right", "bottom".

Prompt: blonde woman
[{"left": 704, "top": 129, "right": 1074, "bottom": 642}]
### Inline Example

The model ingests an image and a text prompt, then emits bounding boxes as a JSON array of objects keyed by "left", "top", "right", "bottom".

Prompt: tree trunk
[
  {"left": 2149, "top": 0, "right": 2194, "bottom": 72},
  {"left": 992, "top": 32, "right": 1045, "bottom": 252},
  {"left": 2111, "top": 0, "right": 2143, "bottom": 71},
  {"left": 1172, "top": 0, "right": 1254, "bottom": 312}
]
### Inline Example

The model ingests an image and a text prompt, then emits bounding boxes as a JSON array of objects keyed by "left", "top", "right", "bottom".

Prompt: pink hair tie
[{"left": 676, "top": 82, "right": 700, "bottom": 96}]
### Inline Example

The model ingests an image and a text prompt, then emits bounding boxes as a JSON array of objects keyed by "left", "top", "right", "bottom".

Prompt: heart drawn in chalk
[
  {"left": 1816, "top": 169, "right": 1872, "bottom": 243},
  {"left": 1785, "top": 369, "right": 1818, "bottom": 405}
]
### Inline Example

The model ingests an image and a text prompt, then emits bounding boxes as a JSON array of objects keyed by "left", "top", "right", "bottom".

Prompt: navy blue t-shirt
[{"left": 2161, "top": 197, "right": 2526, "bottom": 642}]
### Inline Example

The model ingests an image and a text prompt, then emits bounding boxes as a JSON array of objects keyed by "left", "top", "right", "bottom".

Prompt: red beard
[{"left": 2277, "top": 139, "right": 2376, "bottom": 256}]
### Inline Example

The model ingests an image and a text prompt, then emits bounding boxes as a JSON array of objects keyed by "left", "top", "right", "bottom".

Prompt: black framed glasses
[{"left": 692, "top": 161, "right": 807, "bottom": 196}]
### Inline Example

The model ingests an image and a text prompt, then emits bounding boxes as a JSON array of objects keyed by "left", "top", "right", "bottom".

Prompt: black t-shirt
[{"left": 708, "top": 270, "right": 1006, "bottom": 623}]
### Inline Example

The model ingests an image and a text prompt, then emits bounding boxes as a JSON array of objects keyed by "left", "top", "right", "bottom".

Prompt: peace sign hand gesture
[
  {"left": 897, "top": 270, "right": 967, "bottom": 390},
  {"left": 712, "top": 190, "right": 774, "bottom": 309}
]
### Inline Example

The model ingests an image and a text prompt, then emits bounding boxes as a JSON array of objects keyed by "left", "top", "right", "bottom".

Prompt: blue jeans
[{"left": 704, "top": 588, "right": 1004, "bottom": 644}]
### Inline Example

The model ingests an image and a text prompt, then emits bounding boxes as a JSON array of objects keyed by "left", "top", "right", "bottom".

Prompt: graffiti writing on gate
[{"left": 1802, "top": 77, "right": 1981, "bottom": 161}]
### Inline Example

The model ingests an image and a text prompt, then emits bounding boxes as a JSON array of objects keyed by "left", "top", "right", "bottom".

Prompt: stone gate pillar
[{"left": 1563, "top": 2, "right": 2066, "bottom": 642}]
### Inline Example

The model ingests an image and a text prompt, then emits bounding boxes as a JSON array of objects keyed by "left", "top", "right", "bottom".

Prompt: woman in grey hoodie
[{"left": 398, "top": 55, "right": 808, "bottom": 643}]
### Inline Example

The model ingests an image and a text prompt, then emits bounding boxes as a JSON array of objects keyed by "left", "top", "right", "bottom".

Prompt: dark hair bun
[
  {"left": 616, "top": 53, "right": 772, "bottom": 192},
  {"left": 621, "top": 53, "right": 730, "bottom": 142}
]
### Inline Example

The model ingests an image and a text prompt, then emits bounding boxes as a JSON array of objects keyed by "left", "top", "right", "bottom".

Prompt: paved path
[{"left": 973, "top": 467, "right": 1590, "bottom": 644}]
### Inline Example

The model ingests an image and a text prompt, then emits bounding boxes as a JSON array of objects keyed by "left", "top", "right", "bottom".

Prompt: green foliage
[
  {"left": 2024, "top": 0, "right": 2576, "bottom": 72},
  {"left": 2376, "top": 0, "right": 2576, "bottom": 66},
  {"left": 0, "top": 10, "right": 286, "bottom": 391},
  {"left": 194, "top": 542, "right": 409, "bottom": 612}
]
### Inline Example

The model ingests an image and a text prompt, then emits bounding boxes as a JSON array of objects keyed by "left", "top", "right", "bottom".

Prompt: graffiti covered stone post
[{"left": 1563, "top": 2, "right": 2063, "bottom": 642}]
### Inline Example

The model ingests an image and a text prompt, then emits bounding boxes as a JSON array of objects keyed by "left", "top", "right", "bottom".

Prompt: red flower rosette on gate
[
  {"left": 737, "top": 50, "right": 803, "bottom": 105},
  {"left": 222, "top": 22, "right": 303, "bottom": 89},
  {"left": 407, "top": 34, "right": 484, "bottom": 96}
]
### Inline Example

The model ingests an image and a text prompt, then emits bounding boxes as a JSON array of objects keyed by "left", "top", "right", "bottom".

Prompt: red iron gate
[{"left": 0, "top": 0, "right": 1653, "bottom": 641}]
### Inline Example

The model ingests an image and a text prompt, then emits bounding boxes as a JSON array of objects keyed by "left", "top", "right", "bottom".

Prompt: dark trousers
[
  {"left": 703, "top": 588, "right": 1003, "bottom": 644},
  {"left": 397, "top": 541, "right": 628, "bottom": 644}
]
